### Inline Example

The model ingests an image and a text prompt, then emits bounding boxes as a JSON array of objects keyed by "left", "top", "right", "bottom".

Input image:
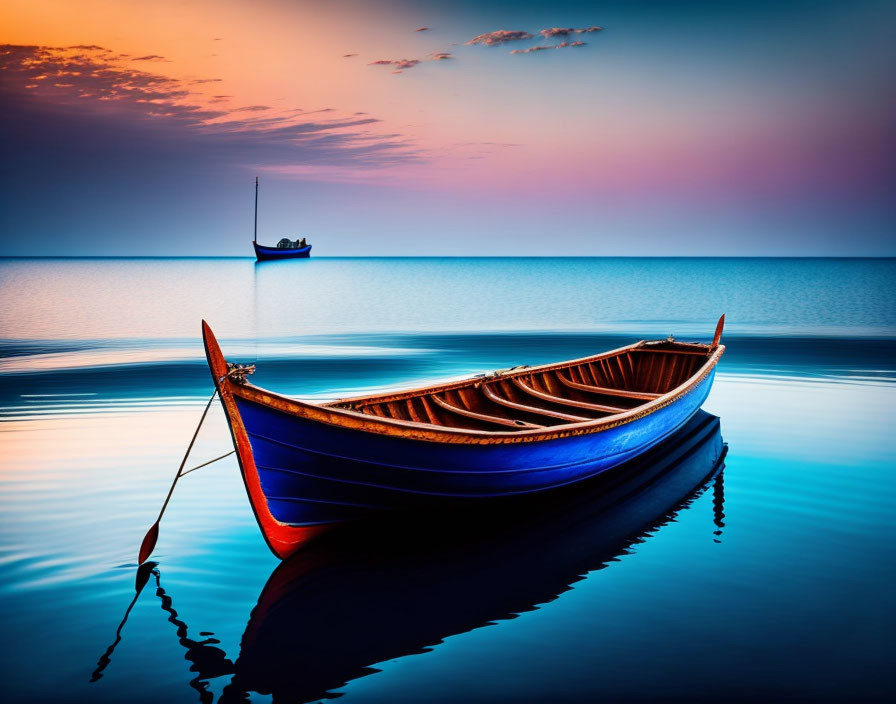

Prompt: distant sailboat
[{"left": 252, "top": 177, "right": 312, "bottom": 261}]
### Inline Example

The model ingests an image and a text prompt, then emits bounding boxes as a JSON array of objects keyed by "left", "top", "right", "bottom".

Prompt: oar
[{"left": 138, "top": 389, "right": 219, "bottom": 564}]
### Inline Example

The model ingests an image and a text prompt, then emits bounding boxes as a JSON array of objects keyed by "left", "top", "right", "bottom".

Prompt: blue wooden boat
[
  {"left": 253, "top": 241, "right": 311, "bottom": 261},
  {"left": 251, "top": 177, "right": 312, "bottom": 261},
  {"left": 203, "top": 316, "right": 726, "bottom": 559}
]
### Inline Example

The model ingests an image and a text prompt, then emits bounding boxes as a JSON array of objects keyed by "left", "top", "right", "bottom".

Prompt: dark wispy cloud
[
  {"left": 343, "top": 53, "right": 358, "bottom": 58},
  {"left": 415, "top": 27, "right": 429, "bottom": 32},
  {"left": 539, "top": 26, "right": 603, "bottom": 39},
  {"left": 3, "top": 45, "right": 194, "bottom": 107},
  {"left": 510, "top": 40, "right": 586, "bottom": 55},
  {"left": 465, "top": 30, "right": 534, "bottom": 47},
  {"left": 0, "top": 44, "right": 419, "bottom": 172},
  {"left": 369, "top": 58, "right": 419, "bottom": 68},
  {"left": 369, "top": 51, "right": 453, "bottom": 73},
  {"left": 458, "top": 141, "right": 520, "bottom": 147},
  {"left": 131, "top": 54, "right": 167, "bottom": 62},
  {"left": 368, "top": 58, "right": 421, "bottom": 73},
  {"left": 462, "top": 25, "right": 602, "bottom": 56},
  {"left": 360, "top": 24, "right": 599, "bottom": 74}
]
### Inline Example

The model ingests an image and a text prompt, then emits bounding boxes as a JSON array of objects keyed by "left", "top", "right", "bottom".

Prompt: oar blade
[
  {"left": 138, "top": 523, "right": 159, "bottom": 565},
  {"left": 135, "top": 561, "right": 157, "bottom": 593}
]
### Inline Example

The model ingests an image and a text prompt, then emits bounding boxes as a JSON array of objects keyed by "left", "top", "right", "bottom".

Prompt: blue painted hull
[
  {"left": 253, "top": 242, "right": 311, "bottom": 261},
  {"left": 236, "top": 369, "right": 716, "bottom": 527}
]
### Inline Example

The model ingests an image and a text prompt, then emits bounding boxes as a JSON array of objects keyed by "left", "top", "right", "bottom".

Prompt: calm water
[{"left": 0, "top": 257, "right": 894, "bottom": 703}]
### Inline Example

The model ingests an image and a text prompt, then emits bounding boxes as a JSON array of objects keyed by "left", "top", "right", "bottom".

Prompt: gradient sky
[{"left": 1, "top": 0, "right": 894, "bottom": 256}]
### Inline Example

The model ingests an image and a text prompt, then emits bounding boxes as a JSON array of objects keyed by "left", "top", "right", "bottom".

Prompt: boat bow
[{"left": 202, "top": 321, "right": 329, "bottom": 558}]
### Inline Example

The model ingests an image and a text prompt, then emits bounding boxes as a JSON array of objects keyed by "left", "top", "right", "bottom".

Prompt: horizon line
[{"left": 2, "top": 255, "right": 894, "bottom": 260}]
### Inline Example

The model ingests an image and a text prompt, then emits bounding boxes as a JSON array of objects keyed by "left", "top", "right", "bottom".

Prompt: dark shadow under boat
[{"left": 217, "top": 410, "right": 727, "bottom": 703}]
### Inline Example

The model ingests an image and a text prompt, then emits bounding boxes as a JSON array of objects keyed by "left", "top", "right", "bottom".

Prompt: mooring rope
[
  {"left": 154, "top": 388, "right": 219, "bottom": 522},
  {"left": 220, "top": 362, "right": 255, "bottom": 385},
  {"left": 179, "top": 450, "right": 235, "bottom": 477},
  {"left": 138, "top": 366, "right": 255, "bottom": 562},
  {"left": 177, "top": 366, "right": 253, "bottom": 476},
  {"left": 138, "top": 387, "right": 219, "bottom": 562}
]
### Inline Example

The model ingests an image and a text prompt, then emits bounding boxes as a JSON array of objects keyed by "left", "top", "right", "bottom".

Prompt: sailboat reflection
[{"left": 218, "top": 410, "right": 728, "bottom": 704}]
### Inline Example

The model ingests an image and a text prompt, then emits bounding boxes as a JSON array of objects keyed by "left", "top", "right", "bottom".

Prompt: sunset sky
[{"left": 1, "top": 0, "right": 894, "bottom": 256}]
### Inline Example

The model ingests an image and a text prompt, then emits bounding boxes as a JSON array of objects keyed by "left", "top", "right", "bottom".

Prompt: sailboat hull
[
  {"left": 253, "top": 242, "right": 312, "bottom": 260},
  {"left": 252, "top": 242, "right": 311, "bottom": 262}
]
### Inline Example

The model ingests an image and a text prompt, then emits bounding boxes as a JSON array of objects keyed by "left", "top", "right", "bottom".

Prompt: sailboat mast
[{"left": 253, "top": 177, "right": 258, "bottom": 244}]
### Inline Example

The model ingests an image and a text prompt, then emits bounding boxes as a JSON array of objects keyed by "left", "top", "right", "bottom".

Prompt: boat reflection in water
[{"left": 218, "top": 410, "right": 727, "bottom": 703}]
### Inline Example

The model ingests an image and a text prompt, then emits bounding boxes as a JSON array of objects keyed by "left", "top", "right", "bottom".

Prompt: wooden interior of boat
[{"left": 330, "top": 342, "right": 713, "bottom": 433}]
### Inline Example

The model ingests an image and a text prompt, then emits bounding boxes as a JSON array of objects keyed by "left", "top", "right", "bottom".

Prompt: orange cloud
[{"left": 1, "top": 44, "right": 420, "bottom": 172}]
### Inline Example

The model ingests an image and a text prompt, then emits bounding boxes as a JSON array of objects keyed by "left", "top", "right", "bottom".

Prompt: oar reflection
[
  {"left": 91, "top": 563, "right": 235, "bottom": 703},
  {"left": 90, "top": 561, "right": 157, "bottom": 683}
]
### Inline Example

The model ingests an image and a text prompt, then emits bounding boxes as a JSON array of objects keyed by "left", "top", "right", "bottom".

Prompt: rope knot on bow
[{"left": 224, "top": 362, "right": 256, "bottom": 384}]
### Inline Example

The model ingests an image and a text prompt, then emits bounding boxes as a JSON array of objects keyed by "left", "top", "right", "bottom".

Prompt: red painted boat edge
[{"left": 202, "top": 320, "right": 329, "bottom": 559}]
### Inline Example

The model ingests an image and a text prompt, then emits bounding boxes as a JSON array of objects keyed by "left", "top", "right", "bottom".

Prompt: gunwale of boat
[
  {"left": 254, "top": 242, "right": 312, "bottom": 253},
  {"left": 214, "top": 331, "right": 725, "bottom": 446}
]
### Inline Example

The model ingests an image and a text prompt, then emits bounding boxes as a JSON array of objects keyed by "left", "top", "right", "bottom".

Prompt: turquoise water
[{"left": 0, "top": 257, "right": 894, "bottom": 702}]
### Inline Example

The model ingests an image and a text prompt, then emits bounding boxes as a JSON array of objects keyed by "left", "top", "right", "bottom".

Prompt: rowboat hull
[
  {"left": 253, "top": 242, "right": 311, "bottom": 261},
  {"left": 237, "top": 370, "right": 714, "bottom": 520},
  {"left": 203, "top": 319, "right": 725, "bottom": 558}
]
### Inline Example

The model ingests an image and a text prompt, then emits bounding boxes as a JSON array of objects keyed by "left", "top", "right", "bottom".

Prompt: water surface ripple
[{"left": 0, "top": 257, "right": 893, "bottom": 703}]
